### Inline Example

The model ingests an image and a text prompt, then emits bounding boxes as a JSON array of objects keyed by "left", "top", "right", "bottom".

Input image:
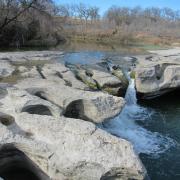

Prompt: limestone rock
[
  {"left": 0, "top": 51, "right": 63, "bottom": 62},
  {"left": 92, "top": 69, "right": 127, "bottom": 96},
  {"left": 0, "top": 51, "right": 147, "bottom": 180},
  {"left": 64, "top": 95, "right": 124, "bottom": 123},
  {"left": 18, "top": 66, "right": 28, "bottom": 73},
  {"left": 75, "top": 69, "right": 98, "bottom": 90},
  {"left": 16, "top": 78, "right": 125, "bottom": 123},
  {"left": 0, "top": 112, "right": 146, "bottom": 180},
  {"left": 0, "top": 62, "right": 15, "bottom": 78},
  {"left": 42, "top": 63, "right": 89, "bottom": 90},
  {"left": 135, "top": 62, "right": 180, "bottom": 99},
  {"left": 0, "top": 86, "right": 62, "bottom": 119},
  {"left": 21, "top": 66, "right": 42, "bottom": 78}
]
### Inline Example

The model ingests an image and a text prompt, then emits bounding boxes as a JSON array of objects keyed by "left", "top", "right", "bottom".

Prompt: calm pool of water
[{"left": 139, "top": 93, "right": 180, "bottom": 180}]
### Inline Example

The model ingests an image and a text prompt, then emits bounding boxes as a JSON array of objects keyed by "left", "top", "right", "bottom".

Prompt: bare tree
[
  {"left": 0, "top": 0, "right": 60, "bottom": 47},
  {"left": 89, "top": 6, "right": 100, "bottom": 22},
  {"left": 76, "top": 3, "right": 90, "bottom": 24}
]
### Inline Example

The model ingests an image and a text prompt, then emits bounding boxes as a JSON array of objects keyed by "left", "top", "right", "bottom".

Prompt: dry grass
[{"left": 60, "top": 17, "right": 180, "bottom": 48}]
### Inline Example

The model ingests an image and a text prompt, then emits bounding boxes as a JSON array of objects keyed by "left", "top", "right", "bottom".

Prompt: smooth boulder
[
  {"left": 17, "top": 78, "right": 125, "bottom": 123},
  {"left": 135, "top": 62, "right": 180, "bottom": 99}
]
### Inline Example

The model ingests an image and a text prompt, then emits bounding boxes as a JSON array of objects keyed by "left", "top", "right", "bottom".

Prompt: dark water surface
[{"left": 139, "top": 93, "right": 180, "bottom": 180}]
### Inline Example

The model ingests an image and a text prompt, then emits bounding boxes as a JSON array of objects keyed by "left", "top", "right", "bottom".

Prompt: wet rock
[
  {"left": 75, "top": 70, "right": 98, "bottom": 90},
  {"left": 112, "top": 69, "right": 129, "bottom": 94},
  {"left": 92, "top": 69, "right": 127, "bottom": 96}
]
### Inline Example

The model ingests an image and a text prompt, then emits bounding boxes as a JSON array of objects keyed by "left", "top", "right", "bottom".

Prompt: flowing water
[
  {"left": 102, "top": 80, "right": 176, "bottom": 155},
  {"left": 58, "top": 46, "right": 180, "bottom": 180},
  {"left": 101, "top": 79, "right": 180, "bottom": 180}
]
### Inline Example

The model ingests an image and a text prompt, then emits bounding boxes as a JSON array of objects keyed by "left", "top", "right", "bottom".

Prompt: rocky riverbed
[
  {"left": 0, "top": 51, "right": 147, "bottom": 180},
  {"left": 1, "top": 47, "right": 180, "bottom": 180}
]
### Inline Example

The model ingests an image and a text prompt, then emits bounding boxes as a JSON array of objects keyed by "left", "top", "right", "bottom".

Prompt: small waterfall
[
  {"left": 125, "top": 79, "right": 137, "bottom": 105},
  {"left": 102, "top": 78, "right": 175, "bottom": 156}
]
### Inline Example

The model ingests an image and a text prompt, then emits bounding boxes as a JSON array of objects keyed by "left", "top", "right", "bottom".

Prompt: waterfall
[
  {"left": 102, "top": 79, "right": 175, "bottom": 156},
  {"left": 125, "top": 79, "right": 137, "bottom": 105}
]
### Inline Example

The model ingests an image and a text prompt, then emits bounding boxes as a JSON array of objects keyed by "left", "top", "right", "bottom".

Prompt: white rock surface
[
  {"left": 135, "top": 61, "right": 180, "bottom": 99},
  {"left": 0, "top": 51, "right": 147, "bottom": 180},
  {"left": 17, "top": 78, "right": 125, "bottom": 123},
  {"left": 0, "top": 112, "right": 146, "bottom": 180},
  {"left": 92, "top": 69, "right": 121, "bottom": 88},
  {"left": 42, "top": 63, "right": 89, "bottom": 89},
  {"left": 0, "top": 51, "right": 63, "bottom": 62},
  {"left": 0, "top": 61, "right": 15, "bottom": 77}
]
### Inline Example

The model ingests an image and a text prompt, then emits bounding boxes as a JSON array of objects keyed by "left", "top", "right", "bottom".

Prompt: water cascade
[{"left": 102, "top": 79, "right": 175, "bottom": 156}]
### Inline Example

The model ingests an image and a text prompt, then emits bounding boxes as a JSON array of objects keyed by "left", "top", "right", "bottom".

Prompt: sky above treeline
[{"left": 55, "top": 0, "right": 180, "bottom": 14}]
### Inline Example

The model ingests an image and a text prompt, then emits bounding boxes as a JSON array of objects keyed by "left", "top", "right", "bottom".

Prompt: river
[
  {"left": 102, "top": 79, "right": 180, "bottom": 180},
  {"left": 58, "top": 45, "right": 180, "bottom": 180}
]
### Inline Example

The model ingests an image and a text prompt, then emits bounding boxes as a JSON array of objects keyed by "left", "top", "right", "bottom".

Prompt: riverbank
[
  {"left": 0, "top": 51, "right": 147, "bottom": 180},
  {"left": 0, "top": 47, "right": 180, "bottom": 180}
]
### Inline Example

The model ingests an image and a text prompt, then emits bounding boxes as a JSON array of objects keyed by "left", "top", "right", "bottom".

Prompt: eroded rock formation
[
  {"left": 0, "top": 51, "right": 147, "bottom": 180},
  {"left": 135, "top": 57, "right": 180, "bottom": 99}
]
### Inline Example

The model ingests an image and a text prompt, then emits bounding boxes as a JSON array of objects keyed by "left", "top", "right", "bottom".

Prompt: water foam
[{"left": 102, "top": 79, "right": 176, "bottom": 156}]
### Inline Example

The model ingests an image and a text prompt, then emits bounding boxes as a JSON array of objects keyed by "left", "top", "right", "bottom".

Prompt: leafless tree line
[
  {"left": 57, "top": 3, "right": 100, "bottom": 23},
  {"left": 105, "top": 6, "right": 180, "bottom": 26},
  {"left": 104, "top": 6, "right": 180, "bottom": 38},
  {"left": 1, "top": 1, "right": 180, "bottom": 47},
  {"left": 58, "top": 3, "right": 180, "bottom": 44}
]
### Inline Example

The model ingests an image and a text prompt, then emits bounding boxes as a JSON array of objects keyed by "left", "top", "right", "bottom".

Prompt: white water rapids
[{"left": 102, "top": 79, "right": 176, "bottom": 156}]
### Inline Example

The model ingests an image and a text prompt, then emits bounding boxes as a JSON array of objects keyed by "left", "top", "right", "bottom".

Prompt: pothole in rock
[
  {"left": 0, "top": 113, "right": 15, "bottom": 126},
  {"left": 64, "top": 100, "right": 83, "bottom": 119},
  {"left": 21, "top": 105, "right": 52, "bottom": 116},
  {"left": 0, "top": 144, "right": 50, "bottom": 180}
]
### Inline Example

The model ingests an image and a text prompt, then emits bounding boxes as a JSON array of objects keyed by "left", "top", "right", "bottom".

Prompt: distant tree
[
  {"left": 89, "top": 6, "right": 100, "bottom": 22},
  {"left": 76, "top": 3, "right": 90, "bottom": 22},
  {"left": 105, "top": 6, "right": 131, "bottom": 26},
  {"left": 162, "top": 8, "right": 175, "bottom": 21}
]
